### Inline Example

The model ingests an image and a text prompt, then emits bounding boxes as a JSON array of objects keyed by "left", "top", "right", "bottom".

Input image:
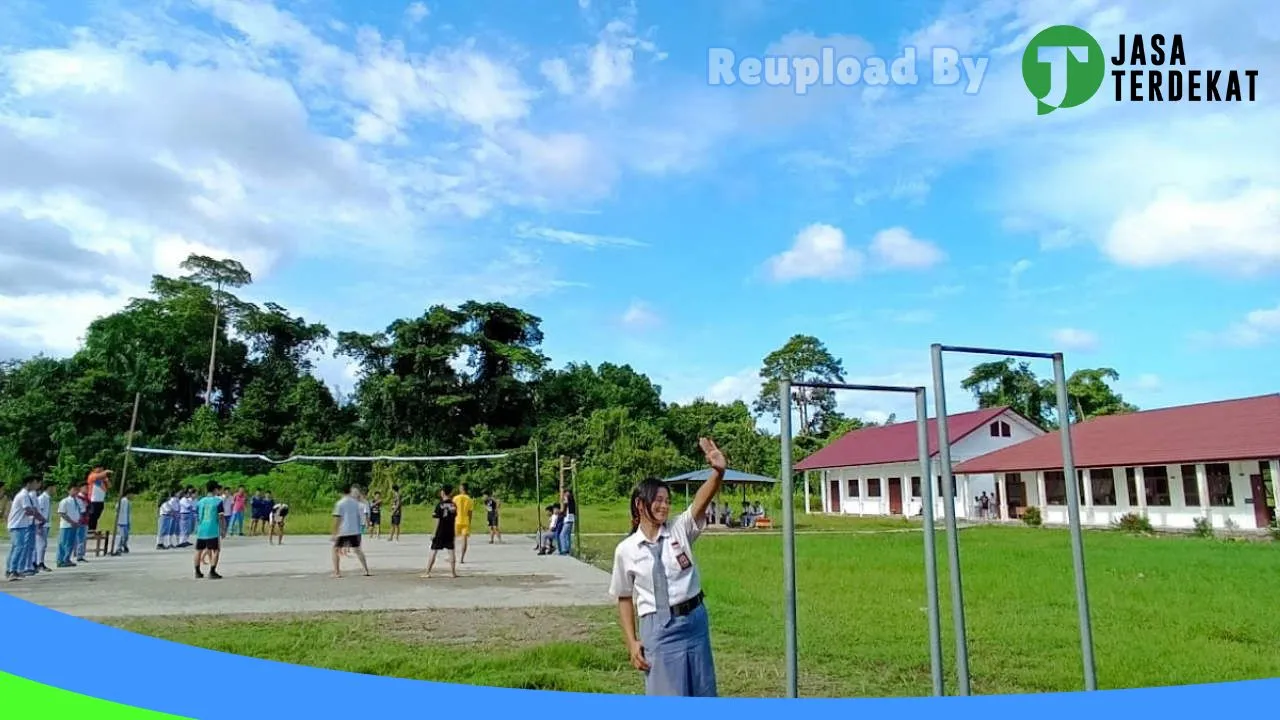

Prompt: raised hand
[{"left": 699, "top": 437, "right": 726, "bottom": 473}]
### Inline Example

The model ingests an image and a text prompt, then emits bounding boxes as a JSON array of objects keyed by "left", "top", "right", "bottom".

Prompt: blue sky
[{"left": 0, "top": 0, "right": 1276, "bottom": 424}]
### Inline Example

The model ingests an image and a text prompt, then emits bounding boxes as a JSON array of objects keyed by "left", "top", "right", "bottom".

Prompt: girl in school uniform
[{"left": 609, "top": 437, "right": 726, "bottom": 697}]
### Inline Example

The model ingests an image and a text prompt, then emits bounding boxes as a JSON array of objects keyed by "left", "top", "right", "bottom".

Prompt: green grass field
[{"left": 103, "top": 512, "right": 1280, "bottom": 697}]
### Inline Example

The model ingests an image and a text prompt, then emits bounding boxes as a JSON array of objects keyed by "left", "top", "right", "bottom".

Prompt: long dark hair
[{"left": 629, "top": 477, "right": 670, "bottom": 534}]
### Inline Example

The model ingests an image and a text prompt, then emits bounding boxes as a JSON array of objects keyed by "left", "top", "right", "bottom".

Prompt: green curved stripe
[{"left": 0, "top": 671, "right": 192, "bottom": 718}]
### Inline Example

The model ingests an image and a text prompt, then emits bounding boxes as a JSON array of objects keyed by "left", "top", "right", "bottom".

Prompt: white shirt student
[
  {"left": 56, "top": 492, "right": 82, "bottom": 566},
  {"left": 6, "top": 488, "right": 34, "bottom": 531},
  {"left": 609, "top": 506, "right": 706, "bottom": 618}
]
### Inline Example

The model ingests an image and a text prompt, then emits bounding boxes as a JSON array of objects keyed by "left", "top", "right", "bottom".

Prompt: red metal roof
[
  {"left": 954, "top": 394, "right": 1280, "bottom": 474},
  {"left": 794, "top": 407, "right": 1012, "bottom": 471}
]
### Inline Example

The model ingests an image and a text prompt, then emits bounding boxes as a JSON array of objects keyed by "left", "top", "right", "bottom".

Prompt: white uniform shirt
[
  {"left": 609, "top": 507, "right": 706, "bottom": 618},
  {"left": 118, "top": 497, "right": 132, "bottom": 526},
  {"left": 58, "top": 496, "right": 81, "bottom": 530},
  {"left": 6, "top": 488, "right": 33, "bottom": 531},
  {"left": 35, "top": 491, "right": 51, "bottom": 526}
]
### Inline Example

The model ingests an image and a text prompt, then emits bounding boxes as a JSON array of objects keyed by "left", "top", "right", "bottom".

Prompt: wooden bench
[{"left": 754, "top": 516, "right": 773, "bottom": 529}]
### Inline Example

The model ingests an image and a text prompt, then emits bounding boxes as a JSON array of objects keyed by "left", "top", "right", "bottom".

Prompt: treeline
[{"left": 0, "top": 255, "right": 1140, "bottom": 506}]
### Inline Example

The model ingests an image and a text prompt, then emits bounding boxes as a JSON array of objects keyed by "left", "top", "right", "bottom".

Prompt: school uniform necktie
[{"left": 648, "top": 540, "right": 672, "bottom": 627}]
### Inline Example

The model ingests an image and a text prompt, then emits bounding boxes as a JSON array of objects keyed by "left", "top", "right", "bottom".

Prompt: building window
[
  {"left": 988, "top": 420, "right": 1012, "bottom": 437},
  {"left": 867, "top": 478, "right": 882, "bottom": 497},
  {"left": 1179, "top": 464, "right": 1200, "bottom": 506},
  {"left": 1044, "top": 470, "right": 1066, "bottom": 505},
  {"left": 1142, "top": 466, "right": 1171, "bottom": 506},
  {"left": 1090, "top": 468, "right": 1116, "bottom": 506},
  {"left": 1206, "top": 462, "right": 1234, "bottom": 506},
  {"left": 1001, "top": 421, "right": 1011, "bottom": 437},
  {"left": 847, "top": 479, "right": 860, "bottom": 497},
  {"left": 911, "top": 477, "right": 921, "bottom": 496},
  {"left": 1125, "top": 467, "right": 1138, "bottom": 506}
]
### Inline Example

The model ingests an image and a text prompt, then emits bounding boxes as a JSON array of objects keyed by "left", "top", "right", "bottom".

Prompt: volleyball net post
[{"left": 778, "top": 379, "right": 944, "bottom": 699}]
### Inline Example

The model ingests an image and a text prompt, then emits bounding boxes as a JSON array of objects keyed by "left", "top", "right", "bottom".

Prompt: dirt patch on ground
[
  {"left": 377, "top": 606, "right": 613, "bottom": 645},
  {"left": 97, "top": 605, "right": 614, "bottom": 649}
]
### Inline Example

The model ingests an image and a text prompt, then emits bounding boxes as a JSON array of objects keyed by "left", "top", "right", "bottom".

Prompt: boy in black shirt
[{"left": 420, "top": 486, "right": 458, "bottom": 579}]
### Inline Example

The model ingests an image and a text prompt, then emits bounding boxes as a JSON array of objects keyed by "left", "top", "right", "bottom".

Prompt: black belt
[{"left": 670, "top": 592, "right": 704, "bottom": 617}]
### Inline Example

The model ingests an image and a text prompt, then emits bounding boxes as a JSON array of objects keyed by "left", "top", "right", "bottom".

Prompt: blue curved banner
[{"left": 0, "top": 591, "right": 1275, "bottom": 716}]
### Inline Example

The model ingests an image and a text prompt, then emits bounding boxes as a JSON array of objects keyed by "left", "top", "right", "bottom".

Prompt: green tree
[
  {"left": 754, "top": 334, "right": 846, "bottom": 435},
  {"left": 179, "top": 254, "right": 253, "bottom": 405}
]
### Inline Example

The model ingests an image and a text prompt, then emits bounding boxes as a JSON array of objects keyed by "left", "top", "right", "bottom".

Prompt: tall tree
[
  {"left": 960, "top": 359, "right": 1055, "bottom": 428},
  {"left": 179, "top": 255, "right": 253, "bottom": 405},
  {"left": 1062, "top": 368, "right": 1138, "bottom": 423},
  {"left": 754, "top": 334, "right": 846, "bottom": 435}
]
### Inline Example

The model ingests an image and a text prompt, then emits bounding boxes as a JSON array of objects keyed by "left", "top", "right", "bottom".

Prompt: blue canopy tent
[{"left": 662, "top": 468, "right": 777, "bottom": 504}]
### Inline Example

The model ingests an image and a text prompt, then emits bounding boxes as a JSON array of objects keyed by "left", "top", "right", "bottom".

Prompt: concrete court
[{"left": 0, "top": 533, "right": 612, "bottom": 618}]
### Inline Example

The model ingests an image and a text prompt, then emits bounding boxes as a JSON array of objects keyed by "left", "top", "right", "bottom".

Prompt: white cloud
[
  {"left": 514, "top": 223, "right": 644, "bottom": 249},
  {"left": 405, "top": 2, "right": 429, "bottom": 24},
  {"left": 1104, "top": 186, "right": 1280, "bottom": 275},
  {"left": 1050, "top": 328, "right": 1100, "bottom": 352},
  {"left": 1209, "top": 303, "right": 1280, "bottom": 347},
  {"left": 620, "top": 300, "right": 661, "bottom": 330},
  {"left": 539, "top": 58, "right": 576, "bottom": 95},
  {"left": 868, "top": 227, "right": 945, "bottom": 270},
  {"left": 1134, "top": 374, "right": 1162, "bottom": 392},
  {"left": 767, "top": 223, "right": 863, "bottom": 282},
  {"left": 702, "top": 368, "right": 761, "bottom": 405}
]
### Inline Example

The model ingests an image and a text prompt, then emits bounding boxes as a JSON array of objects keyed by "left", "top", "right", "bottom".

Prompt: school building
[
  {"left": 952, "top": 394, "right": 1280, "bottom": 531},
  {"left": 796, "top": 407, "right": 1047, "bottom": 519}
]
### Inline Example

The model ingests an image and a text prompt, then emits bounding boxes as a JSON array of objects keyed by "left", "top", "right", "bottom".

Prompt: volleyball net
[{"left": 127, "top": 447, "right": 513, "bottom": 464}]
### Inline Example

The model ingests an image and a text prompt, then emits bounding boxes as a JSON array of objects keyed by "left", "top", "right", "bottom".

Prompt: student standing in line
[
  {"left": 113, "top": 490, "right": 132, "bottom": 555},
  {"left": 387, "top": 485, "right": 403, "bottom": 542},
  {"left": 73, "top": 485, "right": 90, "bottom": 563},
  {"left": 609, "top": 437, "right": 726, "bottom": 697},
  {"left": 484, "top": 490, "right": 501, "bottom": 544},
  {"left": 194, "top": 481, "right": 225, "bottom": 580},
  {"left": 156, "top": 490, "right": 177, "bottom": 550},
  {"left": 56, "top": 484, "right": 82, "bottom": 568},
  {"left": 331, "top": 485, "right": 371, "bottom": 579},
  {"left": 453, "top": 483, "right": 474, "bottom": 564},
  {"left": 178, "top": 489, "right": 195, "bottom": 548},
  {"left": 421, "top": 486, "right": 458, "bottom": 579},
  {"left": 5, "top": 477, "right": 43, "bottom": 581},
  {"left": 31, "top": 480, "right": 52, "bottom": 573}
]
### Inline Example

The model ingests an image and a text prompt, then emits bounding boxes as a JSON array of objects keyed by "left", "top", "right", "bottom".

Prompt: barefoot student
[
  {"left": 194, "top": 481, "right": 224, "bottom": 580},
  {"left": 609, "top": 437, "right": 726, "bottom": 697},
  {"left": 422, "top": 486, "right": 457, "bottom": 579},
  {"left": 331, "top": 485, "right": 370, "bottom": 578}
]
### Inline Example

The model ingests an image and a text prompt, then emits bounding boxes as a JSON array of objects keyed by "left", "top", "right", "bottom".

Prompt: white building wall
[
  {"left": 821, "top": 411, "right": 1047, "bottom": 520},
  {"left": 1007, "top": 458, "right": 1277, "bottom": 531}
]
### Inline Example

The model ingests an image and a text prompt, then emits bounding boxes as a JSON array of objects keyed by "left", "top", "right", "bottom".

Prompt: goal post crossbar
[{"left": 128, "top": 447, "right": 517, "bottom": 464}]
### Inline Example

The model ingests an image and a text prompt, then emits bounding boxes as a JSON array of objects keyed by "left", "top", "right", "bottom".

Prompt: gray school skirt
[{"left": 638, "top": 603, "right": 718, "bottom": 697}]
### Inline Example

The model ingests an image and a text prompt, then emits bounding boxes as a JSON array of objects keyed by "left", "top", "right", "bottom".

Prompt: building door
[
  {"left": 1005, "top": 473, "right": 1026, "bottom": 518},
  {"left": 1250, "top": 474, "right": 1272, "bottom": 528},
  {"left": 888, "top": 478, "right": 903, "bottom": 515},
  {"left": 829, "top": 479, "right": 840, "bottom": 513}
]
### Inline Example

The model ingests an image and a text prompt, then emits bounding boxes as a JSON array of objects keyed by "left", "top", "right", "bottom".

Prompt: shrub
[
  {"left": 1022, "top": 506, "right": 1042, "bottom": 527},
  {"left": 1192, "top": 516, "right": 1214, "bottom": 538},
  {"left": 1114, "top": 512, "right": 1154, "bottom": 535}
]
